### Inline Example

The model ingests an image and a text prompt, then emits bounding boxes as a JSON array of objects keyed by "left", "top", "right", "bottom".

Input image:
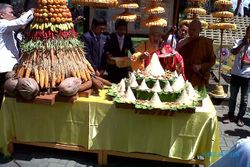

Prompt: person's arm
[
  {"left": 199, "top": 39, "right": 216, "bottom": 74},
  {"left": 242, "top": 59, "right": 250, "bottom": 65},
  {"left": 176, "top": 37, "right": 190, "bottom": 51},
  {"left": 130, "top": 42, "right": 147, "bottom": 71},
  {"left": 128, "top": 36, "right": 135, "bottom": 54},
  {"left": 82, "top": 35, "right": 97, "bottom": 71},
  {"left": 231, "top": 38, "right": 248, "bottom": 55},
  {"left": 104, "top": 35, "right": 112, "bottom": 58},
  {"left": 100, "top": 36, "right": 107, "bottom": 75},
  {"left": 2, "top": 10, "right": 34, "bottom": 33}
]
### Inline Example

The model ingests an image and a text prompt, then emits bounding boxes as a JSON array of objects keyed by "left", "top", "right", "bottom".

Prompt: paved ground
[{"left": 0, "top": 95, "right": 250, "bottom": 167}]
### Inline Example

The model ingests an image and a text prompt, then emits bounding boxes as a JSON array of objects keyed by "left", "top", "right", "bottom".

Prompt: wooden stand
[
  {"left": 78, "top": 89, "right": 93, "bottom": 98},
  {"left": 102, "top": 150, "right": 205, "bottom": 166},
  {"left": 55, "top": 93, "right": 79, "bottom": 103},
  {"left": 7, "top": 140, "right": 205, "bottom": 166},
  {"left": 14, "top": 89, "right": 93, "bottom": 105},
  {"left": 8, "top": 139, "right": 103, "bottom": 166},
  {"left": 16, "top": 93, "right": 56, "bottom": 105}
]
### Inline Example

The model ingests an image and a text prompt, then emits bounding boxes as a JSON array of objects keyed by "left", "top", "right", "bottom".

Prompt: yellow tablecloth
[{"left": 0, "top": 91, "right": 220, "bottom": 166}]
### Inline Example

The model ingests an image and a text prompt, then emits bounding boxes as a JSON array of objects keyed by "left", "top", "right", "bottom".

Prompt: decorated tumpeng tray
[{"left": 107, "top": 53, "right": 206, "bottom": 116}]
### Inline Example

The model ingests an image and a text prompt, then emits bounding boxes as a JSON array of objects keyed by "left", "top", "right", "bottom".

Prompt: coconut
[
  {"left": 151, "top": 80, "right": 162, "bottom": 92},
  {"left": 4, "top": 78, "right": 18, "bottom": 96},
  {"left": 5, "top": 71, "right": 16, "bottom": 80},
  {"left": 138, "top": 79, "right": 149, "bottom": 90},
  {"left": 150, "top": 92, "right": 162, "bottom": 108},
  {"left": 58, "top": 77, "right": 81, "bottom": 96},
  {"left": 16, "top": 78, "right": 39, "bottom": 100},
  {"left": 145, "top": 53, "right": 165, "bottom": 77}
]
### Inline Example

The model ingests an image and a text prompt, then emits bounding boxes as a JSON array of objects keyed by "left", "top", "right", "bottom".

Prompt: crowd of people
[
  {"left": 0, "top": 2, "right": 250, "bottom": 125},
  {"left": 80, "top": 16, "right": 216, "bottom": 91}
]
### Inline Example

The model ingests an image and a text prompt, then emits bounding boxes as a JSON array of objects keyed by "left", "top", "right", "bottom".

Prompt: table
[{"left": 0, "top": 90, "right": 220, "bottom": 166}]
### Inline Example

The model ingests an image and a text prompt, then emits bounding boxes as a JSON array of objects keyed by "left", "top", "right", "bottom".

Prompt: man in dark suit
[
  {"left": 104, "top": 19, "right": 135, "bottom": 83},
  {"left": 81, "top": 17, "right": 107, "bottom": 77}
]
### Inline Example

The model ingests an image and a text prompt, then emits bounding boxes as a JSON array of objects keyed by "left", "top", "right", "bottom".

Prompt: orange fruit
[
  {"left": 49, "top": 8, "right": 54, "bottom": 13},
  {"left": 57, "top": 13, "right": 62, "bottom": 18},
  {"left": 50, "top": 17, "right": 55, "bottom": 23},
  {"left": 56, "top": 17, "right": 61, "bottom": 23},
  {"left": 41, "top": 0, "right": 47, "bottom": 5},
  {"left": 48, "top": 0, "right": 54, "bottom": 5}
]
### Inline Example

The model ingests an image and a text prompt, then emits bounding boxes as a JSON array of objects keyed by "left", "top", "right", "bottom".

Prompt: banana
[
  {"left": 30, "top": 23, "right": 34, "bottom": 29},
  {"left": 38, "top": 24, "right": 42, "bottom": 30},
  {"left": 50, "top": 25, "right": 55, "bottom": 32},
  {"left": 41, "top": 23, "right": 44, "bottom": 30},
  {"left": 45, "top": 23, "right": 48, "bottom": 29},
  {"left": 64, "top": 24, "right": 68, "bottom": 31},
  {"left": 48, "top": 22, "right": 52, "bottom": 27},
  {"left": 34, "top": 23, "right": 39, "bottom": 30},
  {"left": 59, "top": 24, "right": 63, "bottom": 31},
  {"left": 66, "top": 23, "right": 71, "bottom": 30}
]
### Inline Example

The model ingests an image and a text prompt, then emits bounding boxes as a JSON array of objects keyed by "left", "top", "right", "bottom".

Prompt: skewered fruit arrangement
[
  {"left": 144, "top": 1, "right": 165, "bottom": 14},
  {"left": 142, "top": 15, "right": 167, "bottom": 27},
  {"left": 113, "top": 0, "right": 139, "bottom": 22},
  {"left": 182, "top": 0, "right": 208, "bottom": 28},
  {"left": 209, "top": 0, "right": 236, "bottom": 98},
  {"left": 142, "top": 0, "right": 167, "bottom": 27},
  {"left": 180, "top": 19, "right": 208, "bottom": 29},
  {"left": 113, "top": 10, "right": 138, "bottom": 22},
  {"left": 71, "top": 0, "right": 118, "bottom": 8},
  {"left": 184, "top": 0, "right": 207, "bottom": 16},
  {"left": 8, "top": 0, "right": 111, "bottom": 100}
]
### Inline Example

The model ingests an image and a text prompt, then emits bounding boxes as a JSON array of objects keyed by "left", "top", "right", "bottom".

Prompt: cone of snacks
[
  {"left": 209, "top": 0, "right": 236, "bottom": 30},
  {"left": 142, "top": 0, "right": 167, "bottom": 27},
  {"left": 107, "top": 53, "right": 206, "bottom": 116},
  {"left": 209, "top": 0, "right": 236, "bottom": 98},
  {"left": 71, "top": 0, "right": 118, "bottom": 8},
  {"left": 4, "top": 0, "right": 111, "bottom": 101},
  {"left": 181, "top": 0, "right": 208, "bottom": 28},
  {"left": 112, "top": 0, "right": 139, "bottom": 22}
]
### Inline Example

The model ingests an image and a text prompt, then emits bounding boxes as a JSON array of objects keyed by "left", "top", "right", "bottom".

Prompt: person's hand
[
  {"left": 75, "top": 16, "right": 84, "bottom": 23},
  {"left": 170, "top": 25, "right": 177, "bottom": 34},
  {"left": 30, "top": 8, "right": 35, "bottom": 13},
  {"left": 176, "top": 37, "right": 190, "bottom": 51},
  {"left": 141, "top": 52, "right": 150, "bottom": 60},
  {"left": 106, "top": 53, "right": 115, "bottom": 65},
  {"left": 99, "top": 70, "right": 105, "bottom": 77},
  {"left": 95, "top": 70, "right": 100, "bottom": 76},
  {"left": 131, "top": 52, "right": 142, "bottom": 61}
]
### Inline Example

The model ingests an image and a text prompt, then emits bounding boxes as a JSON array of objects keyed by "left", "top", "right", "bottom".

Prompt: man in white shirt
[
  {"left": 0, "top": 3, "right": 34, "bottom": 105},
  {"left": 223, "top": 25, "right": 250, "bottom": 127}
]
